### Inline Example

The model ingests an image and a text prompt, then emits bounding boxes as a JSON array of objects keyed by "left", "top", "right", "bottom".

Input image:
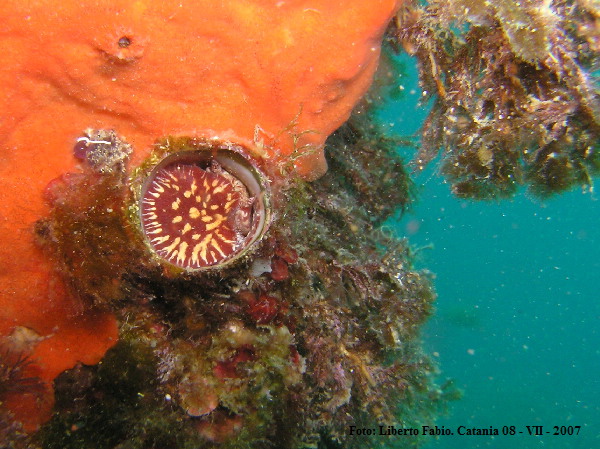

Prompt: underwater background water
[{"left": 381, "top": 54, "right": 600, "bottom": 449}]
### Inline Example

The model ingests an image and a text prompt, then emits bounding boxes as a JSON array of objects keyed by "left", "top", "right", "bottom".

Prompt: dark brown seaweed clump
[
  {"left": 392, "top": 0, "right": 600, "bottom": 198},
  {"left": 325, "top": 111, "right": 414, "bottom": 225},
  {"left": 0, "top": 330, "right": 46, "bottom": 449}
]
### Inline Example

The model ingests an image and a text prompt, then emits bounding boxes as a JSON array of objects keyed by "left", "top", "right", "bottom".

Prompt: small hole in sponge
[{"left": 118, "top": 36, "right": 132, "bottom": 48}]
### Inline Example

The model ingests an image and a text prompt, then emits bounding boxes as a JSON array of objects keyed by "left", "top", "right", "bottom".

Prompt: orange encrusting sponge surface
[{"left": 0, "top": 0, "right": 399, "bottom": 431}]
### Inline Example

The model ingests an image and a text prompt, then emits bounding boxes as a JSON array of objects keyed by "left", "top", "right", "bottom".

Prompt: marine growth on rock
[
  {"left": 395, "top": 0, "right": 600, "bottom": 198},
  {"left": 1, "top": 0, "right": 596, "bottom": 448}
]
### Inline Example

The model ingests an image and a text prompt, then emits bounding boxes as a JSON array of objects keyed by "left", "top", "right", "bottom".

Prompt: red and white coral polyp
[{"left": 140, "top": 152, "right": 267, "bottom": 270}]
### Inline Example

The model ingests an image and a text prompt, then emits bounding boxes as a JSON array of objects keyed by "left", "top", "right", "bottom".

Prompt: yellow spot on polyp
[
  {"left": 181, "top": 223, "right": 192, "bottom": 234},
  {"left": 172, "top": 215, "right": 183, "bottom": 223},
  {"left": 205, "top": 214, "right": 225, "bottom": 231},
  {"left": 192, "top": 233, "right": 213, "bottom": 264},
  {"left": 189, "top": 207, "right": 200, "bottom": 219},
  {"left": 211, "top": 238, "right": 226, "bottom": 257},
  {"left": 215, "top": 230, "right": 235, "bottom": 245},
  {"left": 176, "top": 241, "right": 189, "bottom": 264},
  {"left": 152, "top": 235, "right": 170, "bottom": 244},
  {"left": 224, "top": 200, "right": 236, "bottom": 211},
  {"left": 163, "top": 237, "right": 181, "bottom": 255}
]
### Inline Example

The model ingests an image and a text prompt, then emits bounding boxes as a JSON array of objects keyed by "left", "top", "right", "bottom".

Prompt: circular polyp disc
[{"left": 141, "top": 162, "right": 253, "bottom": 269}]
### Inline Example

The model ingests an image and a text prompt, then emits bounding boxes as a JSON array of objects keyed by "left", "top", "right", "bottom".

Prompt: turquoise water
[{"left": 382, "top": 55, "right": 600, "bottom": 448}]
